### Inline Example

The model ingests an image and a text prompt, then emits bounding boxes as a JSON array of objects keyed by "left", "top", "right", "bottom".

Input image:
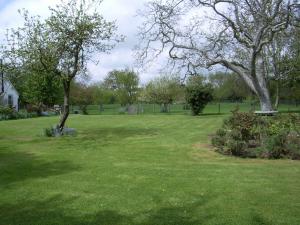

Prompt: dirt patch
[
  {"left": 207, "top": 133, "right": 216, "bottom": 138},
  {"left": 192, "top": 142, "right": 213, "bottom": 150}
]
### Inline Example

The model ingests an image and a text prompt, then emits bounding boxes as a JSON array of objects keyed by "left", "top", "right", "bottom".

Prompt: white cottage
[{"left": 0, "top": 78, "right": 19, "bottom": 111}]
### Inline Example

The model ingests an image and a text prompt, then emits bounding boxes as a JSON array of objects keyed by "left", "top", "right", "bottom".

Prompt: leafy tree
[
  {"left": 185, "top": 76, "right": 213, "bottom": 115},
  {"left": 281, "top": 27, "right": 300, "bottom": 104},
  {"left": 145, "top": 75, "right": 182, "bottom": 112},
  {"left": 70, "top": 82, "right": 94, "bottom": 115},
  {"left": 209, "top": 72, "right": 252, "bottom": 102},
  {"left": 3, "top": 0, "right": 122, "bottom": 132},
  {"left": 267, "top": 24, "right": 300, "bottom": 106},
  {"left": 104, "top": 69, "right": 140, "bottom": 107},
  {"left": 137, "top": 0, "right": 298, "bottom": 112},
  {"left": 12, "top": 66, "right": 63, "bottom": 111}
]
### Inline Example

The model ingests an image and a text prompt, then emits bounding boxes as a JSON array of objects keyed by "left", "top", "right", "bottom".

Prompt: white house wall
[{"left": 0, "top": 81, "right": 19, "bottom": 111}]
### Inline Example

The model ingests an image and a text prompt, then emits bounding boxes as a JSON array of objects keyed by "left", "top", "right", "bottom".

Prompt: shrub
[
  {"left": 285, "top": 132, "right": 300, "bottom": 160},
  {"left": 44, "top": 126, "right": 57, "bottom": 137},
  {"left": 262, "top": 130, "right": 289, "bottom": 159},
  {"left": 0, "top": 107, "right": 40, "bottom": 121},
  {"left": 79, "top": 105, "right": 89, "bottom": 115},
  {"left": 185, "top": 84, "right": 213, "bottom": 116},
  {"left": 212, "top": 111, "right": 300, "bottom": 160},
  {"left": 211, "top": 129, "right": 227, "bottom": 152},
  {"left": 0, "top": 106, "right": 15, "bottom": 120},
  {"left": 0, "top": 107, "right": 31, "bottom": 120},
  {"left": 227, "top": 139, "right": 248, "bottom": 157}
]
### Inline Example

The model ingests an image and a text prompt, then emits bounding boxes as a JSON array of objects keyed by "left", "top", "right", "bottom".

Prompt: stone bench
[{"left": 254, "top": 111, "right": 278, "bottom": 116}]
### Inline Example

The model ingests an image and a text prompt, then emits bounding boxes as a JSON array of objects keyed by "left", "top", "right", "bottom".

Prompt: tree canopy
[
  {"left": 104, "top": 69, "right": 140, "bottom": 106},
  {"left": 144, "top": 75, "right": 183, "bottom": 112}
]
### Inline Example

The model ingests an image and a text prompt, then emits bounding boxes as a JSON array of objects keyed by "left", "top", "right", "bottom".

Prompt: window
[{"left": 8, "top": 95, "right": 13, "bottom": 107}]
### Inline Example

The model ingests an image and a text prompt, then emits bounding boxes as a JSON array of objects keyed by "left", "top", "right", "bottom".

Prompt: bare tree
[{"left": 136, "top": 0, "right": 298, "bottom": 111}]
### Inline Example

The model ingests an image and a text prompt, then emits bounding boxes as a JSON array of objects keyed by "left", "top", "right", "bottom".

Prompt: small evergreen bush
[
  {"left": 44, "top": 126, "right": 57, "bottom": 137},
  {"left": 185, "top": 84, "right": 213, "bottom": 115}
]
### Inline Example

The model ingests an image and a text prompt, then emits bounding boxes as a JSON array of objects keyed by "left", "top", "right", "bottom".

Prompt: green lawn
[{"left": 0, "top": 115, "right": 300, "bottom": 225}]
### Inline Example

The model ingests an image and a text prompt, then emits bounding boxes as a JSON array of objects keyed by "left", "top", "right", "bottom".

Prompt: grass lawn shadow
[
  {"left": 0, "top": 151, "right": 80, "bottom": 189},
  {"left": 0, "top": 195, "right": 273, "bottom": 225},
  {"left": 0, "top": 195, "right": 210, "bottom": 225},
  {"left": 75, "top": 127, "right": 159, "bottom": 145}
]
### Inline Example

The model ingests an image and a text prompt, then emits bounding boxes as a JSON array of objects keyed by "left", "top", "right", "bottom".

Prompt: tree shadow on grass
[
  {"left": 200, "top": 113, "right": 227, "bottom": 116},
  {"left": 79, "top": 127, "right": 159, "bottom": 140},
  {"left": 65, "top": 128, "right": 160, "bottom": 149},
  {"left": 0, "top": 196, "right": 210, "bottom": 225},
  {"left": 0, "top": 151, "right": 80, "bottom": 189},
  {"left": 0, "top": 195, "right": 274, "bottom": 225}
]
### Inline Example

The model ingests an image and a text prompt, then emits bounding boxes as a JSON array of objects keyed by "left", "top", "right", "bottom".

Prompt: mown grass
[{"left": 0, "top": 115, "right": 300, "bottom": 225}]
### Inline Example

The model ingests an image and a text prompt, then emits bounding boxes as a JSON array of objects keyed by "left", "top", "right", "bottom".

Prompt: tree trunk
[
  {"left": 257, "top": 89, "right": 273, "bottom": 111},
  {"left": 252, "top": 74, "right": 273, "bottom": 112},
  {"left": 254, "top": 55, "right": 274, "bottom": 112},
  {"left": 274, "top": 81, "right": 279, "bottom": 110},
  {"left": 224, "top": 58, "right": 274, "bottom": 112},
  {"left": 59, "top": 81, "right": 71, "bottom": 132},
  {"left": 160, "top": 103, "right": 168, "bottom": 113}
]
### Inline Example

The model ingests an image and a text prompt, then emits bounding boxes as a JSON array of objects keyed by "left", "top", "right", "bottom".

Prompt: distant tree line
[{"left": 6, "top": 63, "right": 300, "bottom": 116}]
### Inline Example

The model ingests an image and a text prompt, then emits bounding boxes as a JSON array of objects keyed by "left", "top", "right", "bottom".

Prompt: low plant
[
  {"left": 185, "top": 83, "right": 213, "bottom": 116},
  {"left": 212, "top": 111, "right": 300, "bottom": 160},
  {"left": 44, "top": 126, "right": 57, "bottom": 137}
]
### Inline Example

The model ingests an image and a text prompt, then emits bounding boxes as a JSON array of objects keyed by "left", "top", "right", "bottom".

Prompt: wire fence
[
  {"left": 1, "top": 101, "right": 299, "bottom": 121},
  {"left": 70, "top": 101, "right": 300, "bottom": 116}
]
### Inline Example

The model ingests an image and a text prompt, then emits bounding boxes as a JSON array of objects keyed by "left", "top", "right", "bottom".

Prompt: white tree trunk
[
  {"left": 255, "top": 56, "right": 274, "bottom": 112},
  {"left": 226, "top": 60, "right": 274, "bottom": 112},
  {"left": 257, "top": 88, "right": 273, "bottom": 111}
]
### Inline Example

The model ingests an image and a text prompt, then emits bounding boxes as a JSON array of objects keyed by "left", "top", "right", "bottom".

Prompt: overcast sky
[{"left": 0, "top": 0, "right": 165, "bottom": 83}]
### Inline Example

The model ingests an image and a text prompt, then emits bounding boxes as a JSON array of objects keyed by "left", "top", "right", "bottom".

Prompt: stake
[{"left": 0, "top": 59, "right": 4, "bottom": 95}]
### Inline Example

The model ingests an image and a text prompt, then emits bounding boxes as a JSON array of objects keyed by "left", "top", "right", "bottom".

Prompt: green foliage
[
  {"left": 3, "top": 0, "right": 122, "bottom": 129},
  {"left": 70, "top": 82, "right": 95, "bottom": 115},
  {"left": 23, "top": 71, "right": 63, "bottom": 106},
  {"left": 0, "top": 106, "right": 15, "bottom": 119},
  {"left": 209, "top": 72, "right": 252, "bottom": 101},
  {"left": 0, "top": 106, "right": 14, "bottom": 115},
  {"left": 212, "top": 111, "right": 300, "bottom": 159},
  {"left": 263, "top": 130, "right": 289, "bottom": 159},
  {"left": 5, "top": 60, "right": 64, "bottom": 108},
  {"left": 185, "top": 76, "right": 213, "bottom": 115},
  {"left": 267, "top": 26, "right": 300, "bottom": 104},
  {"left": 44, "top": 126, "right": 56, "bottom": 137},
  {"left": 104, "top": 69, "right": 140, "bottom": 106},
  {"left": 0, "top": 106, "right": 38, "bottom": 120},
  {"left": 144, "top": 75, "right": 183, "bottom": 112},
  {"left": 211, "top": 129, "right": 227, "bottom": 151}
]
